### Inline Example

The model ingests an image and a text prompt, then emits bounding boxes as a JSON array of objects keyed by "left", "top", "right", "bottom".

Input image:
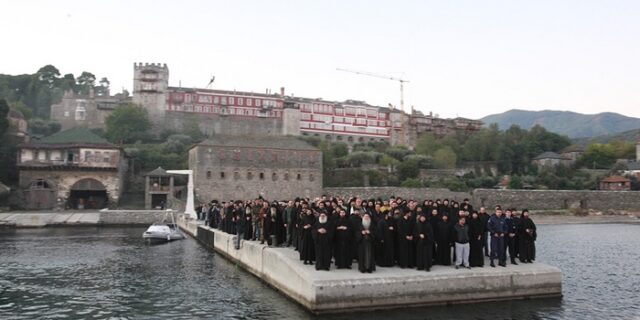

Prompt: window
[
  {"left": 220, "top": 172, "right": 225, "bottom": 179},
  {"left": 229, "top": 97, "right": 234, "bottom": 105},
  {"left": 29, "top": 179, "right": 51, "bottom": 189},
  {"left": 206, "top": 171, "right": 212, "bottom": 179},
  {"left": 247, "top": 171, "right": 253, "bottom": 180},
  {"left": 297, "top": 173, "right": 301, "bottom": 180},
  {"left": 221, "top": 97, "right": 227, "bottom": 105},
  {"left": 284, "top": 173, "right": 289, "bottom": 181},
  {"left": 259, "top": 172, "right": 264, "bottom": 180},
  {"left": 255, "top": 99, "right": 261, "bottom": 107},
  {"left": 247, "top": 99, "right": 252, "bottom": 106},
  {"left": 75, "top": 105, "right": 86, "bottom": 121},
  {"left": 238, "top": 98, "right": 243, "bottom": 105},
  {"left": 234, "top": 171, "right": 240, "bottom": 180},
  {"left": 64, "top": 111, "right": 70, "bottom": 117},
  {"left": 272, "top": 172, "right": 277, "bottom": 181},
  {"left": 214, "top": 96, "right": 219, "bottom": 104},
  {"left": 198, "top": 95, "right": 212, "bottom": 103},
  {"left": 309, "top": 174, "right": 315, "bottom": 181}
]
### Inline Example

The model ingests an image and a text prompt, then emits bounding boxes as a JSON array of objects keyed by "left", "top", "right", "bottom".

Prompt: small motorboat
[{"left": 143, "top": 210, "right": 185, "bottom": 243}]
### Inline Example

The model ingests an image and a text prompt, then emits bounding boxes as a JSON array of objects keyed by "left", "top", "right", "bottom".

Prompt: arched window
[{"left": 206, "top": 171, "right": 212, "bottom": 179}]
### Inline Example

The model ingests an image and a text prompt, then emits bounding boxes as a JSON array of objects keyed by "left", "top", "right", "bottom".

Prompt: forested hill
[{"left": 481, "top": 109, "right": 640, "bottom": 139}]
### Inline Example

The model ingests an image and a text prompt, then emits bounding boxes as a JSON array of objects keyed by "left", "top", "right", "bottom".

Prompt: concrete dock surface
[{"left": 178, "top": 217, "right": 563, "bottom": 314}]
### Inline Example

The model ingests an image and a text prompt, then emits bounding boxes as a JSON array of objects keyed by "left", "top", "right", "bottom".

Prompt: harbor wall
[
  {"left": 177, "top": 217, "right": 563, "bottom": 314},
  {"left": 323, "top": 187, "right": 640, "bottom": 211},
  {"left": 0, "top": 210, "right": 169, "bottom": 227}
]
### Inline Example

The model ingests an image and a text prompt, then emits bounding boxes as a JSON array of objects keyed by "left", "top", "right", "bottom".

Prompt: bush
[{"left": 401, "top": 178, "right": 423, "bottom": 188}]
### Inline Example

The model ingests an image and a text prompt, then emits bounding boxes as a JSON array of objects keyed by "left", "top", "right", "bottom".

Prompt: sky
[{"left": 1, "top": 0, "right": 639, "bottom": 119}]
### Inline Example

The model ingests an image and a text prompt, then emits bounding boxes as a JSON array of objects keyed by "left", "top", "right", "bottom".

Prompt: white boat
[{"left": 143, "top": 210, "right": 185, "bottom": 242}]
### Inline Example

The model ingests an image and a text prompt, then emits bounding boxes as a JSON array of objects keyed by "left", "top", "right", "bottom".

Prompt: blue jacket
[
  {"left": 505, "top": 217, "right": 519, "bottom": 235},
  {"left": 487, "top": 215, "right": 507, "bottom": 235}
]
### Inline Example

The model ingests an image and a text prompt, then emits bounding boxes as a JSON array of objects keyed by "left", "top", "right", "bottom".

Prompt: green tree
[
  {"left": 508, "top": 175, "right": 523, "bottom": 189},
  {"left": 397, "top": 158, "right": 419, "bottom": 181},
  {"left": 331, "top": 142, "right": 349, "bottom": 158},
  {"left": 105, "top": 103, "right": 151, "bottom": 144},
  {"left": 77, "top": 71, "right": 96, "bottom": 95},
  {"left": 0, "top": 99, "right": 9, "bottom": 137},
  {"left": 401, "top": 178, "right": 423, "bottom": 188},
  {"left": 415, "top": 133, "right": 440, "bottom": 155},
  {"left": 433, "top": 146, "right": 457, "bottom": 169},
  {"left": 27, "top": 118, "right": 61, "bottom": 136},
  {"left": 36, "top": 65, "right": 60, "bottom": 88}
]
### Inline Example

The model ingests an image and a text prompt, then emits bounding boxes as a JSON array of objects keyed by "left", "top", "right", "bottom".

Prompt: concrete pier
[
  {"left": 178, "top": 217, "right": 563, "bottom": 314},
  {"left": 0, "top": 210, "right": 170, "bottom": 227}
]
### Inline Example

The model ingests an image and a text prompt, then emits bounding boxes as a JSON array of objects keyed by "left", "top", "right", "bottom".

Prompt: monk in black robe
[
  {"left": 349, "top": 210, "right": 362, "bottom": 261},
  {"left": 243, "top": 206, "right": 253, "bottom": 240},
  {"left": 468, "top": 211, "right": 484, "bottom": 267},
  {"left": 356, "top": 214, "right": 376, "bottom": 273},
  {"left": 333, "top": 209, "right": 352, "bottom": 269},
  {"left": 414, "top": 214, "right": 434, "bottom": 271},
  {"left": 435, "top": 215, "right": 452, "bottom": 265},
  {"left": 396, "top": 211, "right": 414, "bottom": 268},
  {"left": 518, "top": 210, "right": 536, "bottom": 263},
  {"left": 429, "top": 209, "right": 439, "bottom": 264},
  {"left": 376, "top": 212, "right": 396, "bottom": 267},
  {"left": 299, "top": 209, "right": 316, "bottom": 264},
  {"left": 312, "top": 213, "right": 333, "bottom": 271}
]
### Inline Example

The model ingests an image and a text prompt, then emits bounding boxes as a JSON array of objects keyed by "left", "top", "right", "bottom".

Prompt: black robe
[
  {"left": 299, "top": 214, "right": 316, "bottom": 262},
  {"left": 518, "top": 217, "right": 537, "bottom": 262},
  {"left": 376, "top": 217, "right": 396, "bottom": 267},
  {"left": 355, "top": 223, "right": 376, "bottom": 273},
  {"left": 333, "top": 217, "right": 352, "bottom": 269},
  {"left": 396, "top": 216, "right": 414, "bottom": 268},
  {"left": 435, "top": 219, "right": 452, "bottom": 265},
  {"left": 468, "top": 217, "right": 484, "bottom": 267},
  {"left": 414, "top": 219, "right": 434, "bottom": 270},
  {"left": 243, "top": 213, "right": 253, "bottom": 240},
  {"left": 349, "top": 214, "right": 362, "bottom": 261},
  {"left": 312, "top": 221, "right": 333, "bottom": 270}
]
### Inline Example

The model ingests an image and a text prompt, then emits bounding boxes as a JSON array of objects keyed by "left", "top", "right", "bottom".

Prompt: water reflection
[{"left": 0, "top": 224, "right": 638, "bottom": 320}]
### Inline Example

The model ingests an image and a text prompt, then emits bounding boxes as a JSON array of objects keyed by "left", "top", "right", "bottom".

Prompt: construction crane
[{"left": 336, "top": 68, "right": 409, "bottom": 146}]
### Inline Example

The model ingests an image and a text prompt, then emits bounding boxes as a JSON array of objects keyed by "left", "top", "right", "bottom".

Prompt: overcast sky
[{"left": 1, "top": 0, "right": 639, "bottom": 119}]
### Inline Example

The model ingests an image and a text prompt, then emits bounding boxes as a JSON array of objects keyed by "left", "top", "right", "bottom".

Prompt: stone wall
[
  {"left": 98, "top": 209, "right": 168, "bottom": 225},
  {"left": 323, "top": 187, "right": 471, "bottom": 201},
  {"left": 472, "top": 189, "right": 640, "bottom": 211},
  {"left": 164, "top": 112, "right": 285, "bottom": 137},
  {"left": 19, "top": 170, "right": 123, "bottom": 209},
  {"left": 190, "top": 139, "right": 323, "bottom": 202},
  {"left": 323, "top": 187, "right": 640, "bottom": 211}
]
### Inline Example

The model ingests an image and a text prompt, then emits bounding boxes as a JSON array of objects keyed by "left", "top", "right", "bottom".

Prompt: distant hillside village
[{"left": 1, "top": 63, "right": 640, "bottom": 210}]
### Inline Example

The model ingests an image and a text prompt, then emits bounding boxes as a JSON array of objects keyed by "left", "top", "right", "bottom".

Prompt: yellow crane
[{"left": 336, "top": 67, "right": 409, "bottom": 146}]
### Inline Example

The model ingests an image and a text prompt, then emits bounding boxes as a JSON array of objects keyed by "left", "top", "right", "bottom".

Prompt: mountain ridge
[{"left": 480, "top": 109, "right": 640, "bottom": 139}]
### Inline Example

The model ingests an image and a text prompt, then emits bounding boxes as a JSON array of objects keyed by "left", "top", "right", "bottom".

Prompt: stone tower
[{"left": 132, "top": 63, "right": 169, "bottom": 127}]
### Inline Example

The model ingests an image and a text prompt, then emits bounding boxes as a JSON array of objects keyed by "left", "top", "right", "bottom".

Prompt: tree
[
  {"left": 96, "top": 77, "right": 110, "bottom": 96},
  {"left": 28, "top": 119, "right": 61, "bottom": 136},
  {"left": 401, "top": 178, "right": 422, "bottom": 188},
  {"left": 397, "top": 158, "right": 419, "bottom": 181},
  {"left": 0, "top": 99, "right": 9, "bottom": 137},
  {"left": 331, "top": 142, "right": 349, "bottom": 158},
  {"left": 77, "top": 71, "right": 96, "bottom": 95},
  {"left": 508, "top": 175, "right": 523, "bottom": 189},
  {"left": 105, "top": 103, "right": 151, "bottom": 144},
  {"left": 9, "top": 101, "right": 32, "bottom": 119},
  {"left": 433, "top": 146, "right": 457, "bottom": 169},
  {"left": 415, "top": 133, "right": 440, "bottom": 156},
  {"left": 36, "top": 65, "right": 60, "bottom": 88}
]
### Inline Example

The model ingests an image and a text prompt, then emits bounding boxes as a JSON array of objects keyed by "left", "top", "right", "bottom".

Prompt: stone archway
[{"left": 68, "top": 178, "right": 108, "bottom": 209}]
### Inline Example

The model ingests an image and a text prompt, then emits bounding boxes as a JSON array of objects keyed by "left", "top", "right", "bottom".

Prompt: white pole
[{"left": 166, "top": 170, "right": 197, "bottom": 220}]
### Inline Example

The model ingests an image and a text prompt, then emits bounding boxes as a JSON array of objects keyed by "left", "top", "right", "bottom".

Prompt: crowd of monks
[{"left": 197, "top": 196, "right": 537, "bottom": 273}]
